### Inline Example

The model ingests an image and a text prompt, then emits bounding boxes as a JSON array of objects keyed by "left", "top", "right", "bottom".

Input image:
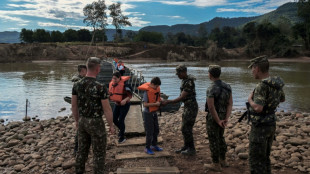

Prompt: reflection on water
[
  {"left": 0, "top": 61, "right": 84, "bottom": 121},
  {"left": 129, "top": 61, "right": 310, "bottom": 113},
  {"left": 0, "top": 60, "right": 309, "bottom": 122}
]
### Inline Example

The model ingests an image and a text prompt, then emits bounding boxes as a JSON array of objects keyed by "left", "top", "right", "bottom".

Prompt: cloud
[
  {"left": 38, "top": 22, "right": 92, "bottom": 30},
  {"left": 159, "top": 0, "right": 228, "bottom": 7},
  {"left": 128, "top": 17, "right": 150, "bottom": 27}
]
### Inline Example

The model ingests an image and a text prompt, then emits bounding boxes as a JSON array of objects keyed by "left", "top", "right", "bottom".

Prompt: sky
[{"left": 0, "top": 0, "right": 295, "bottom": 32}]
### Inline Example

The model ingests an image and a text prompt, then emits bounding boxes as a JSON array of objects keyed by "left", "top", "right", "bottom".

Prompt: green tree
[
  {"left": 51, "top": 30, "right": 64, "bottom": 42},
  {"left": 77, "top": 29, "right": 92, "bottom": 42},
  {"left": 20, "top": 28, "right": 33, "bottom": 43},
  {"left": 296, "top": 0, "right": 310, "bottom": 49},
  {"left": 108, "top": 2, "right": 132, "bottom": 41},
  {"left": 124, "top": 30, "right": 137, "bottom": 42},
  {"left": 83, "top": 0, "right": 107, "bottom": 44},
  {"left": 33, "top": 29, "right": 50, "bottom": 42},
  {"left": 134, "top": 31, "right": 164, "bottom": 44},
  {"left": 64, "top": 29, "right": 78, "bottom": 42}
]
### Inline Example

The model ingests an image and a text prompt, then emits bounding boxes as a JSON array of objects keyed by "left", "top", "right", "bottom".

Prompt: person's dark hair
[
  {"left": 209, "top": 69, "right": 221, "bottom": 78},
  {"left": 112, "top": 71, "right": 121, "bottom": 79},
  {"left": 78, "top": 65, "right": 87, "bottom": 73},
  {"left": 151, "top": 77, "right": 161, "bottom": 85},
  {"left": 254, "top": 62, "right": 269, "bottom": 73}
]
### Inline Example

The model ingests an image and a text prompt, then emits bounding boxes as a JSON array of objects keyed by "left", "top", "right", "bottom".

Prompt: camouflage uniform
[
  {"left": 72, "top": 75, "right": 84, "bottom": 82},
  {"left": 248, "top": 57, "right": 285, "bottom": 174},
  {"left": 206, "top": 66, "right": 231, "bottom": 163},
  {"left": 177, "top": 65, "right": 198, "bottom": 150},
  {"left": 72, "top": 77, "right": 108, "bottom": 174}
]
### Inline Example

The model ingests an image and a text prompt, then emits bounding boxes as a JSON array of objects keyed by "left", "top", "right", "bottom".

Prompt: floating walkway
[{"left": 97, "top": 58, "right": 181, "bottom": 174}]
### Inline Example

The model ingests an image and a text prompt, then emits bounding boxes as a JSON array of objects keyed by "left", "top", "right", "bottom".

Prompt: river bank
[
  {"left": 1, "top": 43, "right": 310, "bottom": 63},
  {"left": 0, "top": 108, "right": 309, "bottom": 174}
]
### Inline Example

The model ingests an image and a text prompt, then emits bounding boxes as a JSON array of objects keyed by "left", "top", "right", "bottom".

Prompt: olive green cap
[
  {"left": 248, "top": 55, "right": 268, "bottom": 68},
  {"left": 176, "top": 65, "right": 187, "bottom": 75}
]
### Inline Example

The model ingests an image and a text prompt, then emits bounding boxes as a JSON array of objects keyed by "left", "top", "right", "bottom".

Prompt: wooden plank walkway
[
  {"left": 125, "top": 104, "right": 144, "bottom": 135},
  {"left": 115, "top": 151, "right": 171, "bottom": 160},
  {"left": 117, "top": 167, "right": 180, "bottom": 174},
  {"left": 117, "top": 137, "right": 163, "bottom": 147}
]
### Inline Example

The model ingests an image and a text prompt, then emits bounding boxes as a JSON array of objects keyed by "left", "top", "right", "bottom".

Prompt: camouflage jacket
[
  {"left": 72, "top": 75, "right": 84, "bottom": 82},
  {"left": 206, "top": 80, "right": 232, "bottom": 113},
  {"left": 180, "top": 75, "right": 197, "bottom": 103},
  {"left": 250, "top": 76, "right": 285, "bottom": 124},
  {"left": 72, "top": 77, "right": 108, "bottom": 118}
]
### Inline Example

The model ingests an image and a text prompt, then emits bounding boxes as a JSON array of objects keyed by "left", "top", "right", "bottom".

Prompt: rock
[
  {"left": 14, "top": 164, "right": 25, "bottom": 171},
  {"left": 0, "top": 119, "right": 4, "bottom": 123},
  {"left": 286, "top": 138, "right": 307, "bottom": 146},
  {"left": 31, "top": 153, "right": 41, "bottom": 159},
  {"left": 52, "top": 161, "right": 62, "bottom": 168},
  {"left": 297, "top": 166, "right": 306, "bottom": 172},
  {"left": 235, "top": 145, "right": 246, "bottom": 154},
  {"left": 62, "top": 160, "right": 75, "bottom": 169},
  {"left": 238, "top": 153, "right": 249, "bottom": 159},
  {"left": 38, "top": 138, "right": 50, "bottom": 146},
  {"left": 22, "top": 116, "right": 31, "bottom": 121},
  {"left": 58, "top": 107, "right": 66, "bottom": 112},
  {"left": 7, "top": 139, "right": 20, "bottom": 147},
  {"left": 233, "top": 129, "right": 243, "bottom": 137},
  {"left": 0, "top": 125, "right": 5, "bottom": 131},
  {"left": 301, "top": 127, "right": 310, "bottom": 133}
]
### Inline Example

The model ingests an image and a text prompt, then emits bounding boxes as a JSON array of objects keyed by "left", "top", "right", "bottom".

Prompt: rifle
[{"left": 238, "top": 102, "right": 251, "bottom": 123}]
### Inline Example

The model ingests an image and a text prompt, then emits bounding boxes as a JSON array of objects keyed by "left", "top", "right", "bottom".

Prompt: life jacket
[
  {"left": 109, "top": 76, "right": 130, "bottom": 102},
  {"left": 138, "top": 82, "right": 161, "bottom": 112},
  {"left": 113, "top": 58, "right": 118, "bottom": 63},
  {"left": 117, "top": 63, "right": 125, "bottom": 71}
]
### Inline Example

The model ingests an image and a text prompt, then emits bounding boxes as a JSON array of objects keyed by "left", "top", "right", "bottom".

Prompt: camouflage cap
[
  {"left": 208, "top": 65, "right": 221, "bottom": 76},
  {"left": 176, "top": 65, "right": 187, "bottom": 75},
  {"left": 248, "top": 55, "right": 268, "bottom": 68}
]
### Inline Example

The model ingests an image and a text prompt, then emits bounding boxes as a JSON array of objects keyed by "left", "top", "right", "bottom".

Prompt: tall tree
[
  {"left": 51, "top": 30, "right": 64, "bottom": 42},
  {"left": 33, "top": 29, "right": 50, "bottom": 42},
  {"left": 108, "top": 2, "right": 132, "bottom": 41},
  {"left": 77, "top": 29, "right": 92, "bottom": 42},
  {"left": 20, "top": 28, "right": 33, "bottom": 43},
  {"left": 83, "top": 0, "right": 107, "bottom": 44},
  {"left": 297, "top": 0, "right": 310, "bottom": 49},
  {"left": 64, "top": 29, "right": 78, "bottom": 42}
]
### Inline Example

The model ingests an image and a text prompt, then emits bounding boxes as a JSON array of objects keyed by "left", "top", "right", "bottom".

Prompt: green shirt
[{"left": 72, "top": 77, "right": 108, "bottom": 118}]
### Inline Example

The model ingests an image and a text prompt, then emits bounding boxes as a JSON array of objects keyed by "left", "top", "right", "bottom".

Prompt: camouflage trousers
[
  {"left": 249, "top": 124, "right": 276, "bottom": 174},
  {"left": 206, "top": 112, "right": 227, "bottom": 163},
  {"left": 76, "top": 116, "right": 107, "bottom": 174},
  {"left": 181, "top": 101, "right": 198, "bottom": 149}
]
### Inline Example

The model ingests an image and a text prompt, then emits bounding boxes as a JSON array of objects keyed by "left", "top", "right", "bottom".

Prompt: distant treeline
[{"left": 20, "top": 0, "right": 309, "bottom": 57}]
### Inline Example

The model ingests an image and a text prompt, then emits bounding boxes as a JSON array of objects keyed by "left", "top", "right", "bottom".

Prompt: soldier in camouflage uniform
[
  {"left": 71, "top": 57, "right": 115, "bottom": 174},
  {"left": 204, "top": 65, "right": 233, "bottom": 172},
  {"left": 72, "top": 64, "right": 87, "bottom": 82},
  {"left": 247, "top": 56, "right": 285, "bottom": 174},
  {"left": 163, "top": 65, "right": 198, "bottom": 155},
  {"left": 72, "top": 64, "right": 87, "bottom": 156}
]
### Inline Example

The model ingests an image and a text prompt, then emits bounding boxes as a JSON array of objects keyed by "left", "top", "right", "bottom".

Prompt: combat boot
[
  {"left": 180, "top": 148, "right": 196, "bottom": 155},
  {"left": 219, "top": 159, "right": 229, "bottom": 167},
  {"left": 204, "top": 163, "right": 222, "bottom": 172},
  {"left": 175, "top": 146, "right": 187, "bottom": 154}
]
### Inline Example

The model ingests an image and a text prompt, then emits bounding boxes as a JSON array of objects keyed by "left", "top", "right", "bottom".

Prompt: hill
[
  {"left": 252, "top": 2, "right": 301, "bottom": 25},
  {"left": 0, "top": 31, "right": 20, "bottom": 43},
  {"left": 140, "top": 2, "right": 301, "bottom": 35}
]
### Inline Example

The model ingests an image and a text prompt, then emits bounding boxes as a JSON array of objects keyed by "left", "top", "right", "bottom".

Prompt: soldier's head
[
  {"left": 77, "top": 64, "right": 87, "bottom": 77},
  {"left": 86, "top": 57, "right": 101, "bottom": 74},
  {"left": 208, "top": 65, "right": 221, "bottom": 79},
  {"left": 176, "top": 65, "right": 187, "bottom": 79},
  {"left": 248, "top": 55, "right": 269, "bottom": 79},
  {"left": 150, "top": 77, "right": 161, "bottom": 89},
  {"left": 112, "top": 71, "right": 121, "bottom": 83}
]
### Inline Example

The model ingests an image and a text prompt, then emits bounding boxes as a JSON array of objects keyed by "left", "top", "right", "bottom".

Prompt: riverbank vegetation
[{"left": 0, "top": 0, "right": 307, "bottom": 63}]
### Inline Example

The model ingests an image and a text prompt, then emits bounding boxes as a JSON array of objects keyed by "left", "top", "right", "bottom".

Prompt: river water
[{"left": 0, "top": 60, "right": 309, "bottom": 122}]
